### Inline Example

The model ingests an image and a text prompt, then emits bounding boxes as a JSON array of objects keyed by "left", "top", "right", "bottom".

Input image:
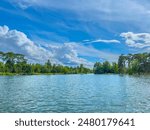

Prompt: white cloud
[
  {"left": 0, "top": 25, "right": 92, "bottom": 67},
  {"left": 72, "top": 43, "right": 119, "bottom": 62},
  {"left": 120, "top": 32, "right": 150, "bottom": 50},
  {"left": 5, "top": 0, "right": 150, "bottom": 38},
  {"left": 0, "top": 25, "right": 9, "bottom": 35},
  {"left": 0, "top": 25, "right": 53, "bottom": 63},
  {"left": 44, "top": 43, "right": 93, "bottom": 67},
  {"left": 88, "top": 39, "right": 120, "bottom": 44},
  {"left": 11, "top": 0, "right": 150, "bottom": 23},
  {"left": 0, "top": 25, "right": 121, "bottom": 67}
]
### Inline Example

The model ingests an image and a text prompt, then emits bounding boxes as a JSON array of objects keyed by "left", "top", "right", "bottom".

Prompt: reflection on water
[{"left": 0, "top": 74, "right": 150, "bottom": 113}]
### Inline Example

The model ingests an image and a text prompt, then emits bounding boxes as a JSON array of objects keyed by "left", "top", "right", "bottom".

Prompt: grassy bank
[{"left": 0, "top": 72, "right": 92, "bottom": 76}]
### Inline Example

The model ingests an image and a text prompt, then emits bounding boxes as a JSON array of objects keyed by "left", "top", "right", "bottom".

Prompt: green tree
[
  {"left": 0, "top": 62, "right": 5, "bottom": 73},
  {"left": 118, "top": 54, "right": 126, "bottom": 73},
  {"left": 112, "top": 62, "right": 119, "bottom": 73},
  {"left": 93, "top": 62, "right": 104, "bottom": 74},
  {"left": 102, "top": 61, "right": 111, "bottom": 73}
]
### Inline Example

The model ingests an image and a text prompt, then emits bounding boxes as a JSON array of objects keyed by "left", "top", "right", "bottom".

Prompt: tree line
[
  {"left": 0, "top": 51, "right": 92, "bottom": 75},
  {"left": 0, "top": 51, "right": 150, "bottom": 75},
  {"left": 94, "top": 53, "right": 150, "bottom": 74}
]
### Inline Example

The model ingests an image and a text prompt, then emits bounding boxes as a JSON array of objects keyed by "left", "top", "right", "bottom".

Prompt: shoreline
[
  {"left": 0, "top": 73, "right": 150, "bottom": 76},
  {"left": 0, "top": 73, "right": 93, "bottom": 76}
]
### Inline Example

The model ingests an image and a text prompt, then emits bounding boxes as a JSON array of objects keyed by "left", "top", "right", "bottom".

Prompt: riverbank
[
  {"left": 0, "top": 72, "right": 92, "bottom": 76},
  {"left": 0, "top": 72, "right": 150, "bottom": 76}
]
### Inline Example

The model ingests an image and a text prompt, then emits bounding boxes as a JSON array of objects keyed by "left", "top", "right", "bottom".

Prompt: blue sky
[{"left": 0, "top": 0, "right": 150, "bottom": 67}]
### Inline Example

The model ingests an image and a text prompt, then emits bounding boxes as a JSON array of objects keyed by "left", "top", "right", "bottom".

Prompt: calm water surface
[{"left": 0, "top": 74, "right": 150, "bottom": 113}]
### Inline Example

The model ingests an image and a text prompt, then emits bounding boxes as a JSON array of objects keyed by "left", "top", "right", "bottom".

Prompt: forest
[
  {"left": 0, "top": 51, "right": 92, "bottom": 75},
  {"left": 94, "top": 53, "right": 150, "bottom": 74},
  {"left": 0, "top": 51, "right": 150, "bottom": 75}
]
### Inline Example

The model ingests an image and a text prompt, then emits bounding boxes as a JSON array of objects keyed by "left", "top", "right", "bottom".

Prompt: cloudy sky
[{"left": 0, "top": 0, "right": 150, "bottom": 67}]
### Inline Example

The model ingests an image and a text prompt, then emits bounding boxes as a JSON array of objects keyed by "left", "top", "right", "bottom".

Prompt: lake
[{"left": 0, "top": 74, "right": 150, "bottom": 113}]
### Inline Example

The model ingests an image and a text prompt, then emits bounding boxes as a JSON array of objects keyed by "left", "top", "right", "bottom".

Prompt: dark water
[{"left": 0, "top": 74, "right": 150, "bottom": 113}]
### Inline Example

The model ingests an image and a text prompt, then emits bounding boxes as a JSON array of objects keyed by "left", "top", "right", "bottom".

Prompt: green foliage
[
  {"left": 94, "top": 61, "right": 119, "bottom": 74},
  {"left": 118, "top": 53, "right": 150, "bottom": 74},
  {"left": 94, "top": 53, "right": 150, "bottom": 74},
  {"left": 0, "top": 51, "right": 149, "bottom": 75},
  {"left": 112, "top": 62, "right": 119, "bottom": 73},
  {"left": 0, "top": 51, "right": 92, "bottom": 75},
  {"left": 0, "top": 62, "right": 5, "bottom": 72}
]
